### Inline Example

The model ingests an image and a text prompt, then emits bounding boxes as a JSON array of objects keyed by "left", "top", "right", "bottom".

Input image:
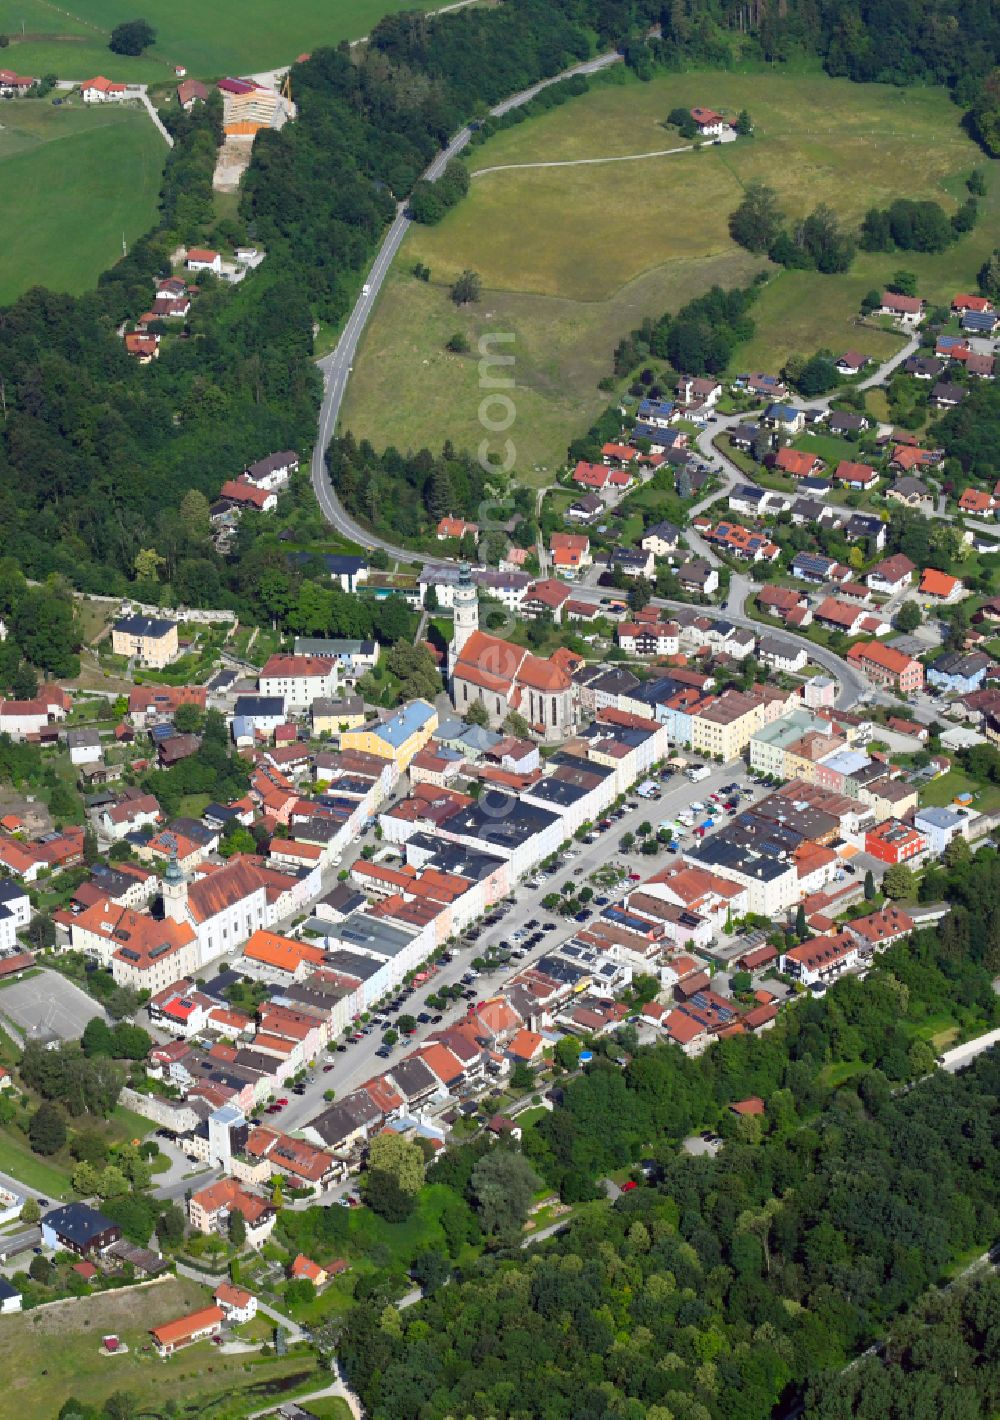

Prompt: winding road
[
  {"left": 309, "top": 46, "right": 626, "bottom": 552},
  {"left": 305, "top": 49, "right": 923, "bottom": 709}
]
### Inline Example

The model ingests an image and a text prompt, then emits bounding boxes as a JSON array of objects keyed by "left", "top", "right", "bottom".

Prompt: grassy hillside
[
  {"left": 0, "top": 0, "right": 444, "bottom": 81},
  {"left": 341, "top": 66, "right": 998, "bottom": 477},
  {"left": 2, "top": 1275, "right": 321, "bottom": 1416},
  {"left": 0, "top": 102, "right": 165, "bottom": 302}
]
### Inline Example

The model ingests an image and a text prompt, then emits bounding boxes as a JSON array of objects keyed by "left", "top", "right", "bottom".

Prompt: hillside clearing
[{"left": 342, "top": 66, "right": 997, "bottom": 473}]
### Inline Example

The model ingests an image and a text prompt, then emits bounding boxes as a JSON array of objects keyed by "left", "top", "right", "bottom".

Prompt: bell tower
[
  {"left": 450, "top": 562, "right": 479, "bottom": 679},
  {"left": 162, "top": 851, "right": 188, "bottom": 924}
]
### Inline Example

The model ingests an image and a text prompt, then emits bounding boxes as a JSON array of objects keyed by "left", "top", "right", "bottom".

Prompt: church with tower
[{"left": 448, "top": 563, "right": 577, "bottom": 742}]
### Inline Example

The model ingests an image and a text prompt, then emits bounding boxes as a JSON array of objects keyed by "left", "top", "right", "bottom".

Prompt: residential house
[
  {"left": 763, "top": 403, "right": 806, "bottom": 434},
  {"left": 258, "top": 654, "right": 338, "bottom": 711},
  {"left": 913, "top": 805, "right": 973, "bottom": 856},
  {"left": 846, "top": 904, "right": 915, "bottom": 955},
  {"left": 641, "top": 521, "right": 681, "bottom": 558},
  {"left": 880, "top": 291, "right": 924, "bottom": 325},
  {"left": 919, "top": 568, "right": 962, "bottom": 602},
  {"left": 676, "top": 559, "right": 718, "bottom": 597},
  {"left": 887, "top": 477, "right": 929, "bottom": 509},
  {"left": 436, "top": 516, "right": 478, "bottom": 541},
  {"left": 813, "top": 597, "right": 867, "bottom": 637},
  {"left": 111, "top": 615, "right": 178, "bottom": 669},
  {"left": 958, "top": 488, "right": 996, "bottom": 517},
  {"left": 689, "top": 105, "right": 728, "bottom": 136},
  {"left": 186, "top": 247, "right": 222, "bottom": 273},
  {"left": 835, "top": 351, "right": 869, "bottom": 376},
  {"left": 867, "top": 554, "right": 916, "bottom": 596},
  {"left": 756, "top": 636, "right": 808, "bottom": 674},
  {"left": 42, "top": 1203, "right": 121, "bottom": 1257},
  {"left": 833, "top": 460, "right": 878, "bottom": 490},
  {"left": 932, "top": 382, "right": 967, "bottom": 410},
  {"left": 214, "top": 1283, "right": 257, "bottom": 1323},
  {"left": 926, "top": 650, "right": 992, "bottom": 694},
  {"left": 549, "top": 532, "right": 591, "bottom": 573},
  {"left": 774, "top": 448, "right": 822, "bottom": 479},
  {"left": 188, "top": 1176, "right": 276, "bottom": 1246},
  {"left": 847, "top": 641, "right": 923, "bottom": 692},
  {"left": 80, "top": 75, "right": 127, "bottom": 102},
  {"left": 780, "top": 931, "right": 859, "bottom": 986}
]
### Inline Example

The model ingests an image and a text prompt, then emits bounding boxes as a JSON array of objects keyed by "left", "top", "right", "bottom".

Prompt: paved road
[
  {"left": 940, "top": 1026, "right": 1000, "bottom": 1073},
  {"left": 277, "top": 760, "right": 743, "bottom": 1137},
  {"left": 309, "top": 47, "right": 625, "bottom": 552}
]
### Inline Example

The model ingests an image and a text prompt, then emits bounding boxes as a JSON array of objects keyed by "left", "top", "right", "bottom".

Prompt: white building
[
  {"left": 258, "top": 654, "right": 338, "bottom": 712},
  {"left": 0, "top": 881, "right": 31, "bottom": 952}
]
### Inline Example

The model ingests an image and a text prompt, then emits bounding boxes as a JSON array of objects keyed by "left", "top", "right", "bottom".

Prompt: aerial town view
[{"left": 1, "top": 0, "right": 1000, "bottom": 1416}]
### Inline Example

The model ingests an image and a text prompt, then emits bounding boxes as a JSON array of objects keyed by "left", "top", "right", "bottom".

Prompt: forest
[{"left": 333, "top": 843, "right": 1000, "bottom": 1419}]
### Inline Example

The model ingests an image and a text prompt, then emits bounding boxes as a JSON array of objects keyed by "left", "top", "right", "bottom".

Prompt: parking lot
[{"left": 0, "top": 967, "right": 104, "bottom": 1042}]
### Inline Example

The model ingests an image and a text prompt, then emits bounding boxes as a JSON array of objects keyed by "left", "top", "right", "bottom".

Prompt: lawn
[
  {"left": 0, "top": 101, "right": 165, "bottom": 305},
  {"left": 919, "top": 768, "right": 1000, "bottom": 815},
  {"left": 0, "top": 0, "right": 445, "bottom": 81},
  {"left": 342, "top": 65, "right": 997, "bottom": 476},
  {"left": 0, "top": 1127, "right": 73, "bottom": 1197},
  {"left": 284, "top": 1183, "right": 474, "bottom": 1324},
  {"left": 2, "top": 1274, "right": 323, "bottom": 1417}
]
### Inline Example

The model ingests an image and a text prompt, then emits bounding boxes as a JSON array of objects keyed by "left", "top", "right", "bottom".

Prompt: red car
[
  {"left": 620, "top": 1180, "right": 638, "bottom": 1192},
  {"left": 276, "top": 1097, "right": 289, "bottom": 1107}
]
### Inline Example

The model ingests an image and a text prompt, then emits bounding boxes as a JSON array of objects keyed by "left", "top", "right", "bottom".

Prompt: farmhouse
[
  {"left": 81, "top": 76, "right": 127, "bottom": 102},
  {"left": 186, "top": 248, "right": 222, "bottom": 273},
  {"left": 689, "top": 106, "right": 728, "bottom": 136},
  {"left": 880, "top": 291, "right": 924, "bottom": 326}
]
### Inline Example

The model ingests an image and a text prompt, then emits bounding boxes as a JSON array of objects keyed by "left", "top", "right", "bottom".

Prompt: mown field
[
  {"left": 2, "top": 1275, "right": 322, "bottom": 1417},
  {"left": 0, "top": 101, "right": 164, "bottom": 303},
  {"left": 341, "top": 66, "right": 998, "bottom": 477},
  {"left": 0, "top": 0, "right": 443, "bottom": 81}
]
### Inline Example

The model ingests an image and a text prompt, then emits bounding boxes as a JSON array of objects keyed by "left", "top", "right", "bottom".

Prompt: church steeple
[
  {"left": 163, "top": 850, "right": 188, "bottom": 923},
  {"left": 450, "top": 561, "right": 478, "bottom": 679}
]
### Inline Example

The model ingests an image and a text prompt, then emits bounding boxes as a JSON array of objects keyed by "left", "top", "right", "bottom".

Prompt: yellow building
[
  {"left": 340, "top": 699, "right": 438, "bottom": 772},
  {"left": 690, "top": 690, "right": 768, "bottom": 762},
  {"left": 111, "top": 614, "right": 178, "bottom": 669},
  {"left": 311, "top": 694, "right": 366, "bottom": 737}
]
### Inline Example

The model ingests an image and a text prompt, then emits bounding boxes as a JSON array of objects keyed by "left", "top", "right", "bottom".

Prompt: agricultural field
[
  {"left": 0, "top": 0, "right": 443, "bottom": 82},
  {"left": 0, "top": 101, "right": 164, "bottom": 303},
  {"left": 341, "top": 66, "right": 998, "bottom": 478},
  {"left": 2, "top": 1274, "right": 322, "bottom": 1417}
]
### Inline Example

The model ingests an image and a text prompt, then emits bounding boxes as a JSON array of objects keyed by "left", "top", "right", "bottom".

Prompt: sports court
[{"left": 0, "top": 970, "right": 104, "bottom": 1042}]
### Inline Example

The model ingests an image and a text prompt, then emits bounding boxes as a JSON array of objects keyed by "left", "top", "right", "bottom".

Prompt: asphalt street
[
  {"left": 309, "top": 47, "right": 625, "bottom": 552},
  {"left": 273, "top": 759, "right": 752, "bottom": 1136}
]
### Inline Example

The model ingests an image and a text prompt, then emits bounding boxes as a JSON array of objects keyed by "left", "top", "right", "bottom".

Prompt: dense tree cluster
[
  {"left": 333, "top": 839, "right": 1000, "bottom": 1417},
  {"left": 730, "top": 186, "right": 855, "bottom": 273},
  {"left": 328, "top": 431, "right": 498, "bottom": 541},
  {"left": 611, "top": 283, "right": 759, "bottom": 381},
  {"left": 20, "top": 1041, "right": 124, "bottom": 1119},
  {"left": 138, "top": 707, "right": 251, "bottom": 816},
  {"left": 803, "top": 1271, "right": 1000, "bottom": 1418},
  {"left": 860, "top": 197, "right": 977, "bottom": 252},
  {"left": 340, "top": 1046, "right": 1000, "bottom": 1418},
  {"left": 935, "top": 378, "right": 1000, "bottom": 480}
]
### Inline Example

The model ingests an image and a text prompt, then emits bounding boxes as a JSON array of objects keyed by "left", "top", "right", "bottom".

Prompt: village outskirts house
[{"left": 111, "top": 614, "right": 179, "bottom": 669}]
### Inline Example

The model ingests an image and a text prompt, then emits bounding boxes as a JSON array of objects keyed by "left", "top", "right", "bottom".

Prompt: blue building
[{"left": 926, "top": 651, "right": 991, "bottom": 695}]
